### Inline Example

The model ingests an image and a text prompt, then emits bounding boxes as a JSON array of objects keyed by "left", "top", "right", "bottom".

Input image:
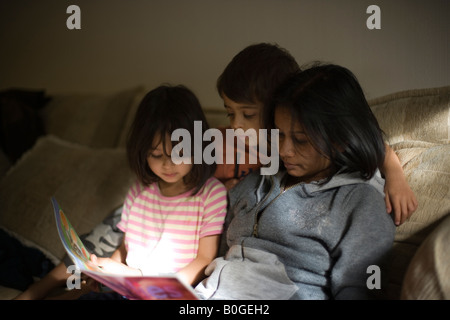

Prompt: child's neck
[
  {"left": 158, "top": 180, "right": 190, "bottom": 197},
  {"left": 282, "top": 174, "right": 302, "bottom": 190}
]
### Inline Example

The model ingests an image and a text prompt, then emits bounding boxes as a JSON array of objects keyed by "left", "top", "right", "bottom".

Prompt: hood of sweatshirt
[{"left": 255, "top": 168, "right": 385, "bottom": 202}]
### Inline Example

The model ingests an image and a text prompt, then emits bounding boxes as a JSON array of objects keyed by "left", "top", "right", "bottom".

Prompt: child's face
[
  {"left": 275, "top": 106, "right": 332, "bottom": 183},
  {"left": 147, "top": 133, "right": 193, "bottom": 187},
  {"left": 223, "top": 94, "right": 263, "bottom": 133}
]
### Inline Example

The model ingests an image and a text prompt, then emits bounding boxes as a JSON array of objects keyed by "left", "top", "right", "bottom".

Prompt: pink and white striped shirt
[{"left": 117, "top": 177, "right": 227, "bottom": 275}]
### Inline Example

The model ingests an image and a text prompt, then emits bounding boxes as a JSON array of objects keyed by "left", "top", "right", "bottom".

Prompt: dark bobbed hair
[
  {"left": 127, "top": 84, "right": 216, "bottom": 195},
  {"left": 217, "top": 42, "right": 300, "bottom": 127},
  {"left": 269, "top": 63, "right": 386, "bottom": 180}
]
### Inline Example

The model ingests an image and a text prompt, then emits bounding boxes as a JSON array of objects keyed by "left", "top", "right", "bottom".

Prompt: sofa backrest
[
  {"left": 368, "top": 86, "right": 450, "bottom": 144},
  {"left": 368, "top": 86, "right": 450, "bottom": 299}
]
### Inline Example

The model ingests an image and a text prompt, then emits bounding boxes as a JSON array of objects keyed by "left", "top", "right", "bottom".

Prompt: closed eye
[
  {"left": 149, "top": 152, "right": 163, "bottom": 158},
  {"left": 244, "top": 113, "right": 256, "bottom": 119},
  {"left": 293, "top": 138, "right": 308, "bottom": 145}
]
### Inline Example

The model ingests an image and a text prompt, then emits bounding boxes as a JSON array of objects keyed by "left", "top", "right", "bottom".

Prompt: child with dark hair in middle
[
  {"left": 196, "top": 64, "right": 397, "bottom": 300},
  {"left": 215, "top": 43, "right": 417, "bottom": 226}
]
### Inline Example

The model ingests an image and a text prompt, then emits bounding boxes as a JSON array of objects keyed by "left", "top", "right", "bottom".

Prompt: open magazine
[{"left": 51, "top": 197, "right": 199, "bottom": 300}]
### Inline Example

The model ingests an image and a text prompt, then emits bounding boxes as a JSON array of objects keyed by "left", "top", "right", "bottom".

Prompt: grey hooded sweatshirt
[{"left": 195, "top": 169, "right": 396, "bottom": 300}]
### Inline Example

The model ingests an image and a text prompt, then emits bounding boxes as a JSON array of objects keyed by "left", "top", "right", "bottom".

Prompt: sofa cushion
[
  {"left": 384, "top": 140, "right": 450, "bottom": 299},
  {"left": 368, "top": 86, "right": 450, "bottom": 144},
  {"left": 401, "top": 213, "right": 450, "bottom": 299},
  {"left": 0, "top": 285, "right": 22, "bottom": 300},
  {"left": 392, "top": 141, "right": 450, "bottom": 244},
  {"left": 42, "top": 87, "right": 144, "bottom": 148},
  {"left": 116, "top": 89, "right": 147, "bottom": 149},
  {"left": 0, "top": 135, "right": 135, "bottom": 261},
  {"left": 0, "top": 89, "right": 50, "bottom": 163}
]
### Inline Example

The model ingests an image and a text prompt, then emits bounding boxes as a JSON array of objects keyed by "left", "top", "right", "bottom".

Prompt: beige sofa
[{"left": 0, "top": 85, "right": 448, "bottom": 300}]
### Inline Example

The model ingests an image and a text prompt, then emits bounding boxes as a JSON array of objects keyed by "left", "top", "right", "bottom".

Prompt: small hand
[
  {"left": 90, "top": 254, "right": 141, "bottom": 276},
  {"left": 384, "top": 179, "right": 418, "bottom": 226},
  {"left": 224, "top": 178, "right": 240, "bottom": 190}
]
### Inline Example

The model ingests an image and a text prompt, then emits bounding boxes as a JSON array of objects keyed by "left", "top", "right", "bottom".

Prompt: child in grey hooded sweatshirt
[{"left": 195, "top": 63, "right": 396, "bottom": 300}]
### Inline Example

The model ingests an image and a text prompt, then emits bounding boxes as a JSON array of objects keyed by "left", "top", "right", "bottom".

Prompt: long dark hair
[
  {"left": 270, "top": 63, "right": 386, "bottom": 180},
  {"left": 127, "top": 84, "right": 216, "bottom": 195}
]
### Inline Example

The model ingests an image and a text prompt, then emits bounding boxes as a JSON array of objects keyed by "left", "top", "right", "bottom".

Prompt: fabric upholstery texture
[
  {"left": 42, "top": 87, "right": 144, "bottom": 148},
  {"left": 401, "top": 214, "right": 450, "bottom": 300},
  {"left": 369, "top": 85, "right": 450, "bottom": 144},
  {"left": 367, "top": 86, "right": 450, "bottom": 299},
  {"left": 0, "top": 136, "right": 134, "bottom": 260}
]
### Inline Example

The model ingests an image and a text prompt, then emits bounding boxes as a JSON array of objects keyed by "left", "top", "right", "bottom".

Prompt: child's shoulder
[
  {"left": 229, "top": 169, "right": 263, "bottom": 193},
  {"left": 203, "top": 176, "right": 227, "bottom": 193},
  {"left": 197, "top": 177, "right": 228, "bottom": 205},
  {"left": 126, "top": 180, "right": 158, "bottom": 198}
]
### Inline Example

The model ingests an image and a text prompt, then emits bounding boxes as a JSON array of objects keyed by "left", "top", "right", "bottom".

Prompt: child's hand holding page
[{"left": 90, "top": 254, "right": 142, "bottom": 276}]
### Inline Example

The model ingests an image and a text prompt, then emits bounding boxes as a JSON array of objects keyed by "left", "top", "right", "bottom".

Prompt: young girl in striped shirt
[{"left": 91, "top": 85, "right": 227, "bottom": 287}]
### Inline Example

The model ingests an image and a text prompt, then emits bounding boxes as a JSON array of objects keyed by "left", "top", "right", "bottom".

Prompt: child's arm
[
  {"left": 13, "top": 262, "right": 68, "bottom": 300},
  {"left": 90, "top": 239, "right": 141, "bottom": 276},
  {"left": 108, "top": 238, "right": 127, "bottom": 264},
  {"left": 91, "top": 240, "right": 141, "bottom": 276},
  {"left": 90, "top": 256, "right": 142, "bottom": 276},
  {"left": 381, "top": 144, "right": 418, "bottom": 226},
  {"left": 177, "top": 235, "right": 220, "bottom": 286}
]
